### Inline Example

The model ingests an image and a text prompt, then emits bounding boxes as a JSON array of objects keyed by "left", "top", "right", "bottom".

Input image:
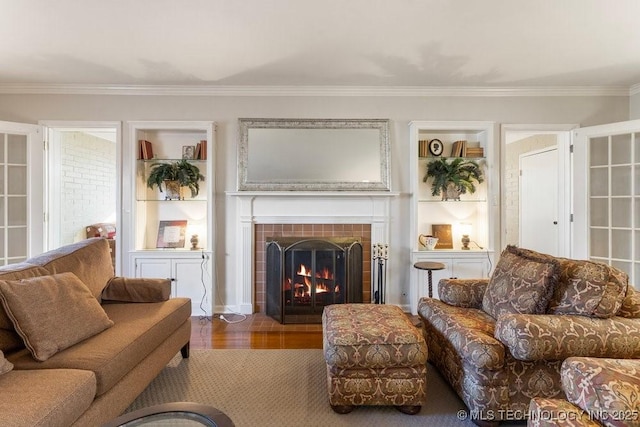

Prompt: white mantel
[{"left": 227, "top": 191, "right": 397, "bottom": 314}]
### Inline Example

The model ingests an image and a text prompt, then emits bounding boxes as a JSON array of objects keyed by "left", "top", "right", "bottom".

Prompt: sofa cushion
[
  {"left": 482, "top": 245, "right": 559, "bottom": 319},
  {"left": 0, "top": 272, "right": 114, "bottom": 361},
  {"left": 0, "top": 350, "right": 12, "bottom": 375},
  {"left": 562, "top": 357, "right": 640, "bottom": 427},
  {"left": 26, "top": 238, "right": 114, "bottom": 301},
  {"left": 0, "top": 368, "right": 96, "bottom": 427},
  {"left": 0, "top": 262, "right": 50, "bottom": 353},
  {"left": 495, "top": 314, "right": 640, "bottom": 361},
  {"left": 8, "top": 297, "right": 191, "bottom": 396},
  {"left": 619, "top": 286, "right": 640, "bottom": 318},
  {"left": 547, "top": 258, "right": 628, "bottom": 318},
  {"left": 418, "top": 298, "right": 504, "bottom": 370}
]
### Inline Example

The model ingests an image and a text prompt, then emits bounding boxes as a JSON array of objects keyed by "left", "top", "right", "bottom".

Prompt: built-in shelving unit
[
  {"left": 409, "top": 121, "right": 499, "bottom": 313},
  {"left": 123, "top": 121, "right": 215, "bottom": 316}
]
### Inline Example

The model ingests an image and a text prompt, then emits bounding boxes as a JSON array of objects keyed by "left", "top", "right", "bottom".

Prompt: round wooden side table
[{"left": 413, "top": 261, "right": 446, "bottom": 298}]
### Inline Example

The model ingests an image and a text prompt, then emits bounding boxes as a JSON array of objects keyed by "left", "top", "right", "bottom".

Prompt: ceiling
[{"left": 1, "top": 0, "right": 640, "bottom": 93}]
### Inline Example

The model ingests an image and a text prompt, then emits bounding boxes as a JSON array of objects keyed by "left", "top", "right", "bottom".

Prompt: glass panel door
[
  {"left": 573, "top": 120, "right": 640, "bottom": 286},
  {"left": 0, "top": 121, "right": 43, "bottom": 264}
]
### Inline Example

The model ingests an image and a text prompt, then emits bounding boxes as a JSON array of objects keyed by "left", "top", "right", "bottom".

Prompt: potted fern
[
  {"left": 423, "top": 157, "right": 484, "bottom": 200},
  {"left": 146, "top": 159, "right": 205, "bottom": 200}
]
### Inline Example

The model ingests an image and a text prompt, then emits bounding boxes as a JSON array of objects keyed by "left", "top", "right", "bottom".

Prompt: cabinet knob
[
  {"left": 168, "top": 278, "right": 176, "bottom": 281},
  {"left": 553, "top": 221, "right": 558, "bottom": 225}
]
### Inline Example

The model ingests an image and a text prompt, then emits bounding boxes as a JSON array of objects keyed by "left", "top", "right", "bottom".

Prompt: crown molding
[{"left": 0, "top": 83, "right": 632, "bottom": 97}]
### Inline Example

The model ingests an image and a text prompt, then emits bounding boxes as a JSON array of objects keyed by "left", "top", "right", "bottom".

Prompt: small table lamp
[{"left": 460, "top": 223, "right": 472, "bottom": 250}]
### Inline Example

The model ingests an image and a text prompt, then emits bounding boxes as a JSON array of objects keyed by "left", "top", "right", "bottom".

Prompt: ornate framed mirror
[{"left": 238, "top": 118, "right": 390, "bottom": 191}]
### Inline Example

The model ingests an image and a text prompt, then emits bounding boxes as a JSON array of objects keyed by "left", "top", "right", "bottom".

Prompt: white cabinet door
[
  {"left": 173, "top": 257, "right": 210, "bottom": 316},
  {"left": 452, "top": 258, "right": 490, "bottom": 279},
  {"left": 133, "top": 255, "right": 212, "bottom": 315},
  {"left": 134, "top": 257, "right": 172, "bottom": 284}
]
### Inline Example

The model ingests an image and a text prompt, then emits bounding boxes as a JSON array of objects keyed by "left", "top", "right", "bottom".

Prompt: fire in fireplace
[{"left": 266, "top": 237, "right": 363, "bottom": 324}]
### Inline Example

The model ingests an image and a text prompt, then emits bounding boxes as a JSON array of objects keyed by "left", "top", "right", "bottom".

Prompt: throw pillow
[
  {"left": 0, "top": 350, "right": 13, "bottom": 375},
  {"left": 0, "top": 272, "right": 114, "bottom": 361},
  {"left": 547, "top": 259, "right": 628, "bottom": 318},
  {"left": 482, "top": 245, "right": 559, "bottom": 319}
]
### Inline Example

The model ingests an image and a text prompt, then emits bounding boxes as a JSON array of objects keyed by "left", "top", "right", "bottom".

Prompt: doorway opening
[
  {"left": 501, "top": 125, "right": 575, "bottom": 257},
  {"left": 45, "top": 124, "right": 119, "bottom": 270}
]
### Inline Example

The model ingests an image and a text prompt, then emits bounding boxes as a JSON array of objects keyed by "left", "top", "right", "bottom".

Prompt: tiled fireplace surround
[
  {"left": 231, "top": 192, "right": 393, "bottom": 314},
  {"left": 254, "top": 223, "right": 372, "bottom": 313}
]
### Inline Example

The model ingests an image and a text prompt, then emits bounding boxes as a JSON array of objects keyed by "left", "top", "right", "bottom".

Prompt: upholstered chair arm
[
  {"left": 418, "top": 298, "right": 505, "bottom": 370},
  {"left": 438, "top": 278, "right": 489, "bottom": 308},
  {"left": 618, "top": 285, "right": 640, "bottom": 318},
  {"left": 101, "top": 277, "right": 171, "bottom": 303},
  {"left": 494, "top": 313, "right": 640, "bottom": 361},
  {"left": 528, "top": 397, "right": 599, "bottom": 427}
]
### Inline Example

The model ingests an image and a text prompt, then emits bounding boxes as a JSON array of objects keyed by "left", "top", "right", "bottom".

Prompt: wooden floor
[
  {"left": 190, "top": 312, "right": 421, "bottom": 350},
  {"left": 190, "top": 314, "right": 324, "bottom": 349}
]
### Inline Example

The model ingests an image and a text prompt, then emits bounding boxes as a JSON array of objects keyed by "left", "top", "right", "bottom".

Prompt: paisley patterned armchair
[
  {"left": 417, "top": 246, "right": 640, "bottom": 427},
  {"left": 528, "top": 357, "right": 640, "bottom": 427}
]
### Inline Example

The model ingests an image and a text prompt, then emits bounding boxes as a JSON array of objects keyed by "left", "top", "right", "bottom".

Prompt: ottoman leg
[
  {"left": 330, "top": 405, "right": 354, "bottom": 414},
  {"left": 396, "top": 405, "right": 421, "bottom": 415}
]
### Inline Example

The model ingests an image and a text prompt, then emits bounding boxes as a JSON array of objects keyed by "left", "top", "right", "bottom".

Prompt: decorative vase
[
  {"left": 163, "top": 180, "right": 182, "bottom": 200},
  {"left": 442, "top": 183, "right": 461, "bottom": 201}
]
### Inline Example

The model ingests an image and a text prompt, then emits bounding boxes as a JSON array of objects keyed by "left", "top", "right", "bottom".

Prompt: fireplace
[{"left": 266, "top": 237, "right": 363, "bottom": 324}]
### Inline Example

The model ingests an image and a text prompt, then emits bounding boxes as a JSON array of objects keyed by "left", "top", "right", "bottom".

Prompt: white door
[
  {"left": 573, "top": 119, "right": 640, "bottom": 286},
  {"left": 520, "top": 148, "right": 559, "bottom": 255},
  {"left": 0, "top": 121, "right": 43, "bottom": 262}
]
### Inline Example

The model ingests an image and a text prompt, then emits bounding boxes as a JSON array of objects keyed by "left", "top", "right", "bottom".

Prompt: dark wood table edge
[{"left": 102, "top": 401, "right": 235, "bottom": 427}]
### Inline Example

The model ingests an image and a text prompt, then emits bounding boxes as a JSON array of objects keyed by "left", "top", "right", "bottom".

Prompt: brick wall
[{"left": 59, "top": 132, "right": 117, "bottom": 244}]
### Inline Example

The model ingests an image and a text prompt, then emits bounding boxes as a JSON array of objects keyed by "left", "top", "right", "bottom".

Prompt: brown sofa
[
  {"left": 417, "top": 245, "right": 640, "bottom": 426},
  {"left": 0, "top": 238, "right": 191, "bottom": 426},
  {"left": 528, "top": 357, "right": 640, "bottom": 427}
]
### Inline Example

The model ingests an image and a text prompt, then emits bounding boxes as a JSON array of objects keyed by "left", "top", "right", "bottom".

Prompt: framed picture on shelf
[
  {"left": 431, "top": 224, "right": 453, "bottom": 249},
  {"left": 156, "top": 220, "right": 188, "bottom": 248},
  {"left": 182, "top": 145, "right": 195, "bottom": 159}
]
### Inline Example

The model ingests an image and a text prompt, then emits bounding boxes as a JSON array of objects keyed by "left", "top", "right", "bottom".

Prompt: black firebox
[{"left": 265, "top": 237, "right": 363, "bottom": 324}]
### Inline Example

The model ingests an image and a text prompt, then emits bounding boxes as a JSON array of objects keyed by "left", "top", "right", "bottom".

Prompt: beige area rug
[{"left": 126, "top": 349, "right": 521, "bottom": 427}]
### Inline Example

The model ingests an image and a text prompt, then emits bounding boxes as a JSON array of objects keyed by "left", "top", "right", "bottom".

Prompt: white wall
[{"left": 0, "top": 93, "right": 630, "bottom": 310}]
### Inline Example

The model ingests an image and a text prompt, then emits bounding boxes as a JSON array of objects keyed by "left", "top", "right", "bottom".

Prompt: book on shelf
[
  {"left": 450, "top": 140, "right": 467, "bottom": 157},
  {"left": 194, "top": 142, "right": 201, "bottom": 160},
  {"left": 198, "top": 140, "right": 207, "bottom": 160},
  {"left": 418, "top": 139, "right": 428, "bottom": 157},
  {"left": 139, "top": 140, "right": 154, "bottom": 160},
  {"left": 465, "top": 147, "right": 484, "bottom": 158}
]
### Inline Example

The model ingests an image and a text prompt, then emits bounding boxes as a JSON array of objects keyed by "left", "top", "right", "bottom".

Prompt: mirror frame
[{"left": 238, "top": 118, "right": 391, "bottom": 191}]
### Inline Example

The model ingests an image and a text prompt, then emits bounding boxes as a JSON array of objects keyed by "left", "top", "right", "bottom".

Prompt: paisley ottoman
[{"left": 322, "top": 304, "right": 428, "bottom": 414}]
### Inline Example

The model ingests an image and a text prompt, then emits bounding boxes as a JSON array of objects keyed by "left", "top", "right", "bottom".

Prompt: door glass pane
[
  {"left": 635, "top": 166, "right": 640, "bottom": 196},
  {"left": 611, "top": 134, "right": 632, "bottom": 165},
  {"left": 0, "top": 166, "right": 3, "bottom": 194},
  {"left": 635, "top": 263, "right": 640, "bottom": 288},
  {"left": 611, "top": 198, "right": 631, "bottom": 228},
  {"left": 7, "top": 134, "right": 26, "bottom": 164},
  {"left": 611, "top": 166, "right": 631, "bottom": 196},
  {"left": 7, "top": 166, "right": 26, "bottom": 195},
  {"left": 8, "top": 197, "right": 26, "bottom": 226},
  {"left": 590, "top": 168, "right": 608, "bottom": 197},
  {"left": 590, "top": 228, "right": 609, "bottom": 257},
  {"left": 0, "top": 229, "right": 3, "bottom": 257},
  {"left": 590, "top": 198, "right": 608, "bottom": 227},
  {"left": 636, "top": 198, "right": 640, "bottom": 227},
  {"left": 635, "top": 133, "right": 640, "bottom": 163},
  {"left": 590, "top": 136, "right": 608, "bottom": 166},
  {"left": 612, "top": 229, "right": 631, "bottom": 260},
  {"left": 612, "top": 260, "right": 632, "bottom": 277},
  {"left": 0, "top": 134, "right": 4, "bottom": 162},
  {"left": 7, "top": 228, "right": 26, "bottom": 257}
]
